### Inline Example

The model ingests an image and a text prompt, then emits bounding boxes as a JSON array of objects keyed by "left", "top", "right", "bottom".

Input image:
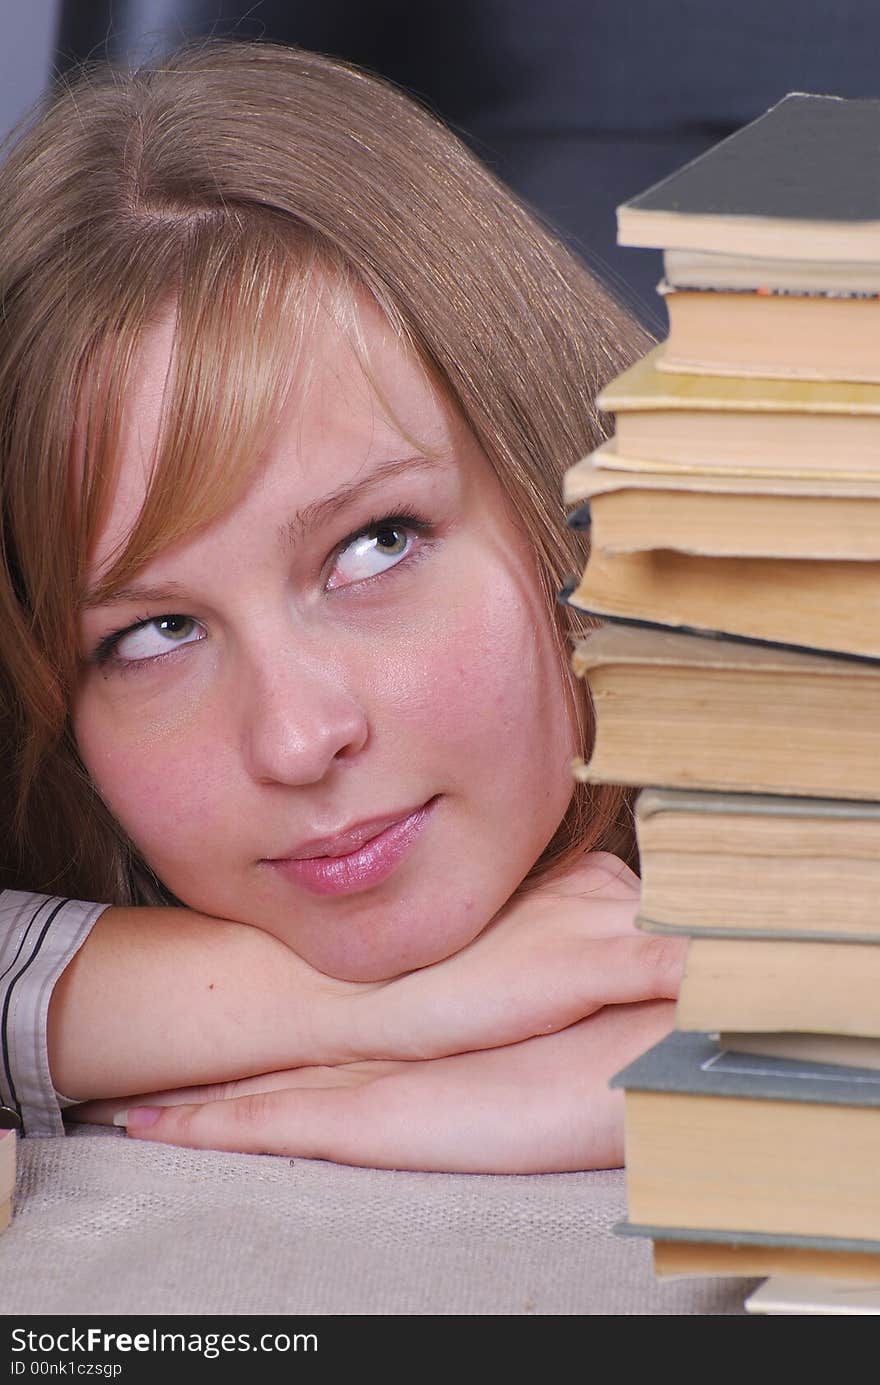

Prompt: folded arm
[
  {"left": 54, "top": 852, "right": 685, "bottom": 1149},
  {"left": 75, "top": 999, "right": 676, "bottom": 1173}
]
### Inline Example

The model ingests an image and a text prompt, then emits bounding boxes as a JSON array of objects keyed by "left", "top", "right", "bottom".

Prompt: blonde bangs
[{"left": 82, "top": 215, "right": 343, "bottom": 604}]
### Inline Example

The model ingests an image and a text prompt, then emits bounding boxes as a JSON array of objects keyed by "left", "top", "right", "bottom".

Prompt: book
[
  {"left": 566, "top": 543, "right": 880, "bottom": 661},
  {"left": 0, "top": 1129, "right": 14, "bottom": 1233},
  {"left": 663, "top": 247, "right": 880, "bottom": 296},
  {"left": 596, "top": 345, "right": 880, "bottom": 478},
  {"left": 563, "top": 448, "right": 880, "bottom": 561},
  {"left": 571, "top": 624, "right": 880, "bottom": 800},
  {"left": 658, "top": 284, "right": 880, "bottom": 384},
  {"left": 610, "top": 1030, "right": 880, "bottom": 1243},
  {"left": 676, "top": 938, "right": 880, "bottom": 1038},
  {"left": 634, "top": 788, "right": 880, "bottom": 943},
  {"left": 616, "top": 92, "right": 880, "bottom": 262},
  {"left": 719, "top": 1033, "right": 880, "bottom": 1072},
  {"left": 617, "top": 1222, "right": 880, "bottom": 1284},
  {"left": 745, "top": 1275, "right": 880, "bottom": 1314}
]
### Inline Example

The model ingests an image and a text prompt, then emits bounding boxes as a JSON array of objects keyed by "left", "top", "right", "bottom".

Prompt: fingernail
[{"left": 115, "top": 1106, "right": 162, "bottom": 1130}]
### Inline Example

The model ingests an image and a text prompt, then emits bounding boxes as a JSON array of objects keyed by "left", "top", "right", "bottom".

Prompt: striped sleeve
[{"left": 0, "top": 891, "right": 110, "bottom": 1136}]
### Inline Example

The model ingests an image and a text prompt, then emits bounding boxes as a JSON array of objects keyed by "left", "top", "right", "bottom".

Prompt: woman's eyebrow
[
  {"left": 81, "top": 454, "right": 447, "bottom": 610},
  {"left": 282, "top": 453, "right": 446, "bottom": 546},
  {"left": 80, "top": 581, "right": 190, "bottom": 612}
]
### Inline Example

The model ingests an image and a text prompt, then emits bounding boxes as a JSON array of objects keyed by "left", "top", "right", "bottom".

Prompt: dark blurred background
[{"left": 6, "top": 2, "right": 880, "bottom": 331}]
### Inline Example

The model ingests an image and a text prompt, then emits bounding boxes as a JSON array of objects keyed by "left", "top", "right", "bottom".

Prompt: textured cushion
[{"left": 1, "top": 1127, "right": 751, "bottom": 1315}]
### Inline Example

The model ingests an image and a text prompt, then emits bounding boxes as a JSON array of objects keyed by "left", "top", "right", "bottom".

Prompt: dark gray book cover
[
  {"left": 610, "top": 1029, "right": 880, "bottom": 1107},
  {"left": 621, "top": 93, "right": 880, "bottom": 223}
]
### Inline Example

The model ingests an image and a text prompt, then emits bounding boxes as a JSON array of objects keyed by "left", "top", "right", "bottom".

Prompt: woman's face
[{"left": 73, "top": 297, "right": 579, "bottom": 981}]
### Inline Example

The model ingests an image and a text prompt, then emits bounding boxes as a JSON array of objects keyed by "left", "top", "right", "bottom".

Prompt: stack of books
[{"left": 565, "top": 92, "right": 880, "bottom": 1308}]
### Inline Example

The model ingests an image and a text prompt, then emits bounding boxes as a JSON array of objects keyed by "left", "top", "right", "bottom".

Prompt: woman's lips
[{"left": 265, "top": 799, "right": 437, "bottom": 897}]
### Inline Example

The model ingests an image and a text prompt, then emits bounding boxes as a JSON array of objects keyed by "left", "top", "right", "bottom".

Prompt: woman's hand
[
  {"left": 71, "top": 998, "right": 675, "bottom": 1173},
  {"left": 362, "top": 851, "right": 684, "bottom": 1060}
]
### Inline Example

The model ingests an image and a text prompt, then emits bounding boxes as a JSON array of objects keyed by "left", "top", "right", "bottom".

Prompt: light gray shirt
[{"left": 0, "top": 890, "right": 110, "bottom": 1135}]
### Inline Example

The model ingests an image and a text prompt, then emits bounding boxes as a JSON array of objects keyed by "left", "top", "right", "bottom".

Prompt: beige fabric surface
[{"left": 1, "top": 1127, "right": 753, "bottom": 1316}]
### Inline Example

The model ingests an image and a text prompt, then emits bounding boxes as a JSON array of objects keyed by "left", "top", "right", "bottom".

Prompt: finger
[
  {"left": 600, "top": 932, "right": 688, "bottom": 1003},
  {"left": 114, "top": 1015, "right": 667, "bottom": 1175},
  {"left": 518, "top": 933, "right": 686, "bottom": 1028},
  {"left": 69, "top": 1058, "right": 399, "bottom": 1127},
  {"left": 115, "top": 1060, "right": 601, "bottom": 1173},
  {"left": 69, "top": 1081, "right": 247, "bottom": 1125},
  {"left": 381, "top": 928, "right": 687, "bottom": 1057},
  {"left": 116, "top": 1085, "right": 370, "bottom": 1162}
]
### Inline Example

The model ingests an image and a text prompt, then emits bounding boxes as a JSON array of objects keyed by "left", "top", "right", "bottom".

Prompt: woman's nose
[{"left": 241, "top": 650, "right": 369, "bottom": 786}]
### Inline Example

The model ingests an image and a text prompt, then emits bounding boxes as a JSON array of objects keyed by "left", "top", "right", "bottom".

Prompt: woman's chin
[
  {"left": 286, "top": 912, "right": 490, "bottom": 983},
  {"left": 295, "top": 937, "right": 467, "bottom": 984}
]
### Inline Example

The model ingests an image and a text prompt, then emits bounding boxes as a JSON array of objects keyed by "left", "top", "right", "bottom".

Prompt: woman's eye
[
  {"left": 113, "top": 614, "right": 206, "bottom": 664},
  {"left": 327, "top": 520, "right": 418, "bottom": 589}
]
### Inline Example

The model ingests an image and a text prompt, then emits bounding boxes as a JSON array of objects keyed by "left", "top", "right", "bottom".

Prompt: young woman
[{"left": 0, "top": 40, "right": 683, "bottom": 1171}]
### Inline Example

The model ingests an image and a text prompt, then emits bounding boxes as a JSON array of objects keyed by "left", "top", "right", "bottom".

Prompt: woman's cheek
[
  {"left": 399, "top": 555, "right": 567, "bottom": 750},
  {"left": 74, "top": 682, "right": 231, "bottom": 848},
  {"left": 367, "top": 593, "right": 510, "bottom": 744}
]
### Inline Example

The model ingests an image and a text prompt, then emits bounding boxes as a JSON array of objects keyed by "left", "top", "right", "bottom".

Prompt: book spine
[{"left": 0, "top": 1130, "right": 15, "bottom": 1233}]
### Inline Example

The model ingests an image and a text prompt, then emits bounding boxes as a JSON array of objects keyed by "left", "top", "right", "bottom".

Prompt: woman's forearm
[
  {"left": 47, "top": 907, "right": 367, "bottom": 1101},
  {"left": 47, "top": 854, "right": 683, "bottom": 1105}
]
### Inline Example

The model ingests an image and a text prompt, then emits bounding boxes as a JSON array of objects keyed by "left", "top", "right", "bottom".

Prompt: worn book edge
[
  {"left": 635, "top": 915, "right": 880, "bottom": 945},
  {"left": 0, "top": 1130, "right": 15, "bottom": 1230},
  {"left": 564, "top": 602, "right": 880, "bottom": 668},
  {"left": 571, "top": 621, "right": 872, "bottom": 676},
  {"left": 635, "top": 786, "right": 880, "bottom": 821},
  {"left": 597, "top": 344, "right": 880, "bottom": 414},
  {"left": 563, "top": 444, "right": 880, "bottom": 502},
  {"left": 609, "top": 1029, "right": 880, "bottom": 1106},
  {"left": 663, "top": 247, "right": 880, "bottom": 294},
  {"left": 615, "top": 1221, "right": 880, "bottom": 1256},
  {"left": 745, "top": 1275, "right": 880, "bottom": 1314}
]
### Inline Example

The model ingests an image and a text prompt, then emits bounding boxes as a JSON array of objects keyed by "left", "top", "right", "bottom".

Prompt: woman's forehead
[{"left": 85, "top": 290, "right": 460, "bottom": 586}]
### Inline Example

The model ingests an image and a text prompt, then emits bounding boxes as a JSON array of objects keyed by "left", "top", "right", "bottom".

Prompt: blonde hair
[{"left": 0, "top": 40, "right": 651, "bottom": 905}]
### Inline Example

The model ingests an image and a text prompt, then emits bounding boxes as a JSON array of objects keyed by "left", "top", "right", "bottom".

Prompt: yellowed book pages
[
  {"left": 677, "top": 937, "right": 880, "bottom": 1037},
  {"left": 746, "top": 1275, "right": 880, "bottom": 1314},
  {"left": 664, "top": 247, "right": 880, "bottom": 295},
  {"left": 596, "top": 347, "right": 880, "bottom": 477},
  {"left": 563, "top": 449, "right": 880, "bottom": 560},
  {"left": 569, "top": 546, "right": 880, "bottom": 660},
  {"left": 0, "top": 1131, "right": 15, "bottom": 1231},
  {"left": 660, "top": 287, "right": 880, "bottom": 384},
  {"left": 625, "top": 1089, "right": 880, "bottom": 1241},
  {"left": 598, "top": 345, "right": 880, "bottom": 415},
  {"left": 618, "top": 206, "right": 880, "bottom": 263},
  {"left": 635, "top": 789, "right": 880, "bottom": 941},
  {"left": 719, "top": 1032, "right": 880, "bottom": 1070},
  {"left": 615, "top": 1031, "right": 880, "bottom": 1244},
  {"left": 653, "top": 1238, "right": 880, "bottom": 1284},
  {"left": 572, "top": 621, "right": 853, "bottom": 677},
  {"left": 571, "top": 625, "right": 880, "bottom": 800}
]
